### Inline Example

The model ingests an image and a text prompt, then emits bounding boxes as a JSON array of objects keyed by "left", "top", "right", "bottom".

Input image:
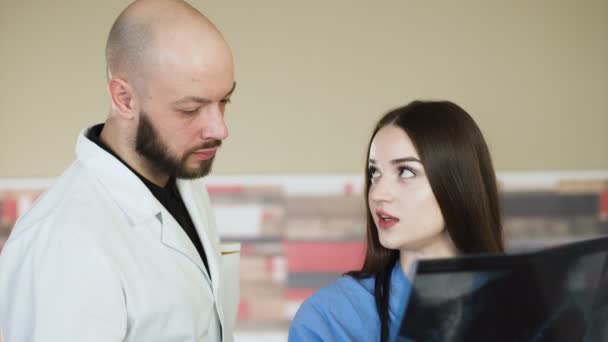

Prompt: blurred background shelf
[{"left": 1, "top": 172, "right": 607, "bottom": 339}]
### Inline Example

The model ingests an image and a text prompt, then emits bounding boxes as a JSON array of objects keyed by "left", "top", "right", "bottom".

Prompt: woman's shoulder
[
  {"left": 288, "top": 264, "right": 412, "bottom": 341},
  {"left": 300, "top": 273, "right": 375, "bottom": 313},
  {"left": 298, "top": 264, "right": 410, "bottom": 315},
  {"left": 288, "top": 274, "right": 379, "bottom": 341}
]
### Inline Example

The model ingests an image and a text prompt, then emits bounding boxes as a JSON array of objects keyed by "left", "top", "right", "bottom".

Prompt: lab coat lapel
[
  {"left": 176, "top": 180, "right": 224, "bottom": 321},
  {"left": 157, "top": 208, "right": 212, "bottom": 285}
]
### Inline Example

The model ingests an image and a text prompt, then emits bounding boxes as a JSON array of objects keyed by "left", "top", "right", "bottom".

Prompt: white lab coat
[{"left": 0, "top": 127, "right": 240, "bottom": 342}]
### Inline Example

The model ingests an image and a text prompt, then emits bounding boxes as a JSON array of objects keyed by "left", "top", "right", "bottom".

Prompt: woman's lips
[{"left": 376, "top": 209, "right": 400, "bottom": 230}]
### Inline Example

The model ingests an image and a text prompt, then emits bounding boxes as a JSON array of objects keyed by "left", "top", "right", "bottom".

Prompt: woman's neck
[{"left": 399, "top": 230, "right": 458, "bottom": 278}]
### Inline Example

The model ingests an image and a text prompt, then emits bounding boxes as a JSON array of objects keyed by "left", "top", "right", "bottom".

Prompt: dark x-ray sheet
[{"left": 394, "top": 236, "right": 608, "bottom": 342}]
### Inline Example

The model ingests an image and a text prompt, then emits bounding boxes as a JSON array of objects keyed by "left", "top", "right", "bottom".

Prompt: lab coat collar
[{"left": 75, "top": 126, "right": 162, "bottom": 226}]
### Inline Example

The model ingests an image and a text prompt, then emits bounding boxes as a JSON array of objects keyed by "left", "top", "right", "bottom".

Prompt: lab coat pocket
[{"left": 220, "top": 243, "right": 241, "bottom": 334}]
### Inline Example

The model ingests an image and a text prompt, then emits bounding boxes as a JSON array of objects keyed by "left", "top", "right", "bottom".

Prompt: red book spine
[{"left": 284, "top": 241, "right": 365, "bottom": 272}]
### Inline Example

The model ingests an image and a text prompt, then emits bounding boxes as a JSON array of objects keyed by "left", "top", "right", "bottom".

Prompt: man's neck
[{"left": 99, "top": 121, "right": 170, "bottom": 187}]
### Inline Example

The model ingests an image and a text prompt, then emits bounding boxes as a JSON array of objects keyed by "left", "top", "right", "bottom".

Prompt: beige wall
[{"left": 0, "top": 0, "right": 607, "bottom": 178}]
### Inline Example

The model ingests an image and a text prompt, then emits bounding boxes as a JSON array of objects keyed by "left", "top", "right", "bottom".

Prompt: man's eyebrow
[
  {"left": 224, "top": 82, "right": 236, "bottom": 97},
  {"left": 172, "top": 96, "right": 211, "bottom": 105},
  {"left": 172, "top": 82, "right": 237, "bottom": 105}
]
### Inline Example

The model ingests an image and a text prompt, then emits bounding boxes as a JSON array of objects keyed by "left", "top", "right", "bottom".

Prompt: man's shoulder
[{"left": 7, "top": 161, "right": 115, "bottom": 243}]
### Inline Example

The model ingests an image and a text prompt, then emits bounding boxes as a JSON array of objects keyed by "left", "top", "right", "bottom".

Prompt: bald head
[{"left": 105, "top": 0, "right": 231, "bottom": 90}]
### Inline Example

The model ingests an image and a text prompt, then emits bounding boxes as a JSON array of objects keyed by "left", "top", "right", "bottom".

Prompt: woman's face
[{"left": 368, "top": 125, "right": 445, "bottom": 251}]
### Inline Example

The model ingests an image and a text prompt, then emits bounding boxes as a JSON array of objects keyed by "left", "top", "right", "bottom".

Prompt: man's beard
[{"left": 135, "top": 111, "right": 221, "bottom": 179}]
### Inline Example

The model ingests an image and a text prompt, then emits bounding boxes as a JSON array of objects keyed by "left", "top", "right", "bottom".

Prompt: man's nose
[{"left": 199, "top": 105, "right": 228, "bottom": 141}]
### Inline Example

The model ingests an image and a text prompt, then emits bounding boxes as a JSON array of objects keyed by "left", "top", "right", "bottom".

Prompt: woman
[{"left": 288, "top": 100, "right": 504, "bottom": 342}]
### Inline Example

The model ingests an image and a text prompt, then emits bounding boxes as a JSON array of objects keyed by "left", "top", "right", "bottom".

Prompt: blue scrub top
[{"left": 288, "top": 263, "right": 412, "bottom": 341}]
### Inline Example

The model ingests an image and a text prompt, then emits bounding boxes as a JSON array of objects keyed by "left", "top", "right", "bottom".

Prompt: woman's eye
[
  {"left": 399, "top": 167, "right": 416, "bottom": 179},
  {"left": 368, "top": 166, "right": 380, "bottom": 181}
]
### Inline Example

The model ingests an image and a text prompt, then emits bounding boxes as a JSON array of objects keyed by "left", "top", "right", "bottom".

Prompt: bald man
[{"left": 0, "top": 1, "right": 240, "bottom": 341}]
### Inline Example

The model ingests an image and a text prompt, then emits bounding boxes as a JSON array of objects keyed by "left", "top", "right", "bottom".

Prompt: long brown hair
[{"left": 348, "top": 100, "right": 504, "bottom": 341}]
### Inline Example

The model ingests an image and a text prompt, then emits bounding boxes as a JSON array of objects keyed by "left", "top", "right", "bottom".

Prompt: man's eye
[
  {"left": 220, "top": 98, "right": 231, "bottom": 104},
  {"left": 182, "top": 109, "right": 198, "bottom": 115},
  {"left": 399, "top": 167, "right": 416, "bottom": 179}
]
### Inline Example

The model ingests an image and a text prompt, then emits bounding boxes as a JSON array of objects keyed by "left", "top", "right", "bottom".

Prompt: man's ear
[{"left": 108, "top": 78, "right": 137, "bottom": 120}]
